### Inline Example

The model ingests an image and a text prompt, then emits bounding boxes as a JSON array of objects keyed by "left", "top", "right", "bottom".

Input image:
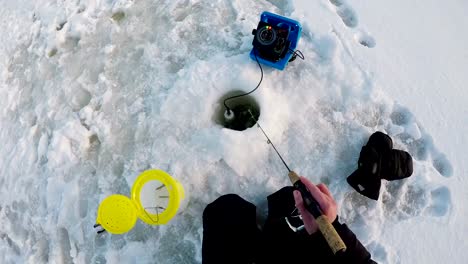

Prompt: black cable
[
  {"left": 223, "top": 50, "right": 263, "bottom": 114},
  {"left": 223, "top": 48, "right": 303, "bottom": 114},
  {"left": 288, "top": 48, "right": 304, "bottom": 62}
]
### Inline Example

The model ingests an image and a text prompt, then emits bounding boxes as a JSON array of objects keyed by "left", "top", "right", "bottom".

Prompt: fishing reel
[
  {"left": 252, "top": 21, "right": 291, "bottom": 62},
  {"left": 285, "top": 207, "right": 305, "bottom": 233}
]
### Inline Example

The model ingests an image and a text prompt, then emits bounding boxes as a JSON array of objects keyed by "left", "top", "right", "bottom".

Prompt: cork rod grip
[
  {"left": 288, "top": 171, "right": 347, "bottom": 254},
  {"left": 316, "top": 215, "right": 347, "bottom": 254}
]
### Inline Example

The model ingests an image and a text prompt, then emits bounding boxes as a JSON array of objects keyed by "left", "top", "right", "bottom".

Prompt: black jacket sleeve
[
  {"left": 329, "top": 217, "right": 377, "bottom": 263},
  {"left": 260, "top": 187, "right": 376, "bottom": 263}
]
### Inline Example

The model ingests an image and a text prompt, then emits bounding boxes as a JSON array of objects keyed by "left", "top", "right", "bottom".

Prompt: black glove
[{"left": 347, "top": 132, "right": 413, "bottom": 200}]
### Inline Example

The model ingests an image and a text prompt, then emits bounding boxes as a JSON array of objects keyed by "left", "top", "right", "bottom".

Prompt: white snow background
[{"left": 1, "top": 0, "right": 467, "bottom": 263}]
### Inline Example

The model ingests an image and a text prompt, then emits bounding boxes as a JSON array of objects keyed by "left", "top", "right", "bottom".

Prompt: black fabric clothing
[
  {"left": 202, "top": 188, "right": 376, "bottom": 264},
  {"left": 367, "top": 131, "right": 393, "bottom": 153},
  {"left": 380, "top": 149, "right": 413, "bottom": 181},
  {"left": 202, "top": 194, "right": 261, "bottom": 264},
  {"left": 347, "top": 146, "right": 382, "bottom": 200},
  {"left": 347, "top": 131, "right": 413, "bottom": 200}
]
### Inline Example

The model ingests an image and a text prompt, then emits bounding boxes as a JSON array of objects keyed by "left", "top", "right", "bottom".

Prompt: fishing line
[{"left": 248, "top": 109, "right": 291, "bottom": 172}]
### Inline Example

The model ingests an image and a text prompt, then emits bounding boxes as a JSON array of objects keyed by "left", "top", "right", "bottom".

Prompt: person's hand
[{"left": 293, "top": 176, "right": 338, "bottom": 235}]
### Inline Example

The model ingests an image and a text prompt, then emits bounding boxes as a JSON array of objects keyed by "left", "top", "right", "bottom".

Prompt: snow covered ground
[{"left": 0, "top": 0, "right": 466, "bottom": 263}]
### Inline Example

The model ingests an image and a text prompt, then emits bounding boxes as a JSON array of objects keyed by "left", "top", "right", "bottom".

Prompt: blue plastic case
[{"left": 250, "top": 12, "right": 302, "bottom": 71}]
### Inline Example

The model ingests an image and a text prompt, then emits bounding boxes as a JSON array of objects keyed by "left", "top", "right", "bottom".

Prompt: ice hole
[{"left": 214, "top": 90, "right": 261, "bottom": 131}]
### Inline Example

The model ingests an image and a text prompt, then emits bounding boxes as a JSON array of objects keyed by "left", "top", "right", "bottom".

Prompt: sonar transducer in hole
[{"left": 224, "top": 109, "right": 235, "bottom": 121}]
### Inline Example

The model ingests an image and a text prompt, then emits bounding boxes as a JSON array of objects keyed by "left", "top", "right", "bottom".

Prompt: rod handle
[
  {"left": 289, "top": 171, "right": 347, "bottom": 254},
  {"left": 315, "top": 215, "right": 347, "bottom": 254}
]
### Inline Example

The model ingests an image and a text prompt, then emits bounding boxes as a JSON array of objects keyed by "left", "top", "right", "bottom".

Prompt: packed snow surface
[{"left": 0, "top": 0, "right": 467, "bottom": 263}]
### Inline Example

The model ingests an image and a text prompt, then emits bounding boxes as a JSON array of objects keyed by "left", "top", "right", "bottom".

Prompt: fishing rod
[{"left": 248, "top": 110, "right": 347, "bottom": 254}]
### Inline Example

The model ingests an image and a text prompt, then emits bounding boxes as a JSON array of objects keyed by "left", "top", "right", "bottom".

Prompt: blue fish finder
[{"left": 250, "top": 12, "right": 302, "bottom": 70}]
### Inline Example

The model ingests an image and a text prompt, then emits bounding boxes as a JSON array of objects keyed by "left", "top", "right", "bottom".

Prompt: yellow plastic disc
[
  {"left": 96, "top": 194, "right": 138, "bottom": 234},
  {"left": 131, "top": 169, "right": 185, "bottom": 225}
]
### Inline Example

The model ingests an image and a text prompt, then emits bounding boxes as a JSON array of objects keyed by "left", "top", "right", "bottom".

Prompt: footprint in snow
[
  {"left": 378, "top": 104, "right": 453, "bottom": 220},
  {"left": 388, "top": 104, "right": 453, "bottom": 178},
  {"left": 329, "top": 0, "right": 359, "bottom": 28},
  {"left": 426, "top": 186, "right": 451, "bottom": 217},
  {"left": 329, "top": 0, "right": 377, "bottom": 48},
  {"left": 367, "top": 241, "right": 389, "bottom": 263},
  {"left": 355, "top": 31, "right": 376, "bottom": 48}
]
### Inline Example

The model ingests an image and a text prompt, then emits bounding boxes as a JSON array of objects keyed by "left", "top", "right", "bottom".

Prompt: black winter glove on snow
[{"left": 347, "top": 132, "right": 413, "bottom": 200}]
